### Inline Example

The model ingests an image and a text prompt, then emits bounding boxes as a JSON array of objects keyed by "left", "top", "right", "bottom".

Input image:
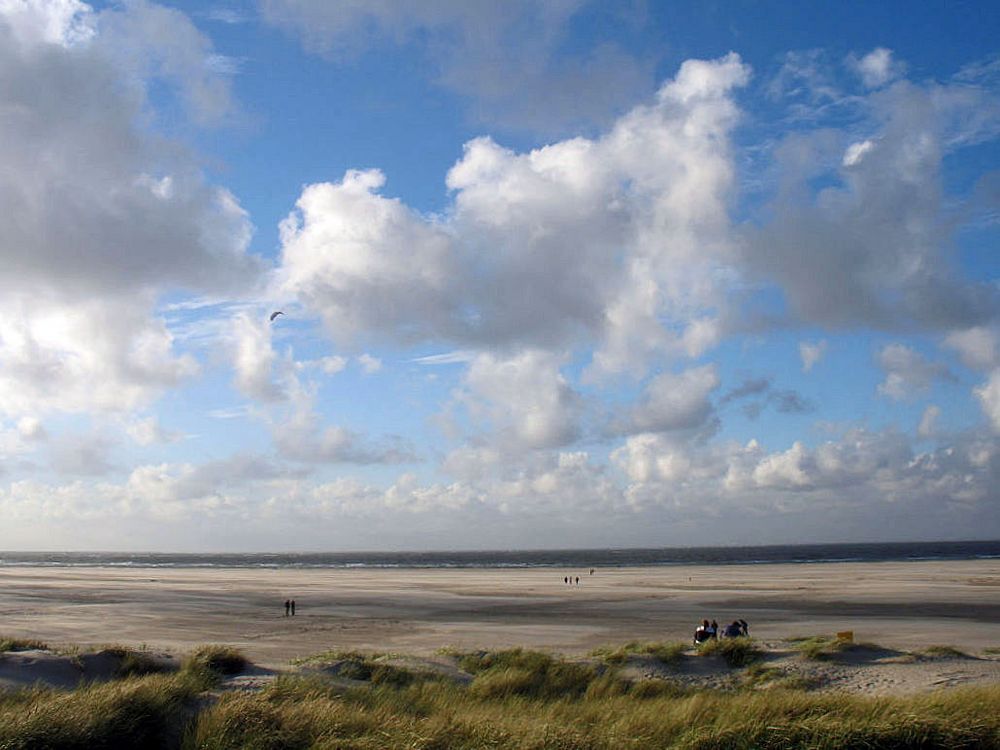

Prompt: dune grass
[
  {"left": 0, "top": 673, "right": 203, "bottom": 750},
  {"left": 293, "top": 649, "right": 442, "bottom": 688},
  {"left": 0, "top": 637, "right": 48, "bottom": 653},
  {"left": 100, "top": 645, "right": 174, "bottom": 677},
  {"left": 920, "top": 645, "right": 970, "bottom": 659},
  {"left": 185, "top": 678, "right": 1000, "bottom": 749},
  {"left": 181, "top": 645, "right": 247, "bottom": 679},
  {"left": 697, "top": 637, "right": 762, "bottom": 667},
  {"left": 591, "top": 640, "right": 689, "bottom": 666},
  {"left": 2, "top": 643, "right": 1000, "bottom": 748},
  {"left": 789, "top": 634, "right": 886, "bottom": 662},
  {"left": 457, "top": 648, "right": 602, "bottom": 700}
]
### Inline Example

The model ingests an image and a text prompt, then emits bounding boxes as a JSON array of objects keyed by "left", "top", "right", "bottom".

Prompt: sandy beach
[{"left": 1, "top": 559, "right": 998, "bottom": 669}]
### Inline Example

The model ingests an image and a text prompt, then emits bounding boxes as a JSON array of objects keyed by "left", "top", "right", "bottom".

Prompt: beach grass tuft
[
  {"left": 0, "top": 673, "right": 202, "bottom": 749},
  {"left": 182, "top": 645, "right": 247, "bottom": 679},
  {"left": 697, "top": 637, "right": 761, "bottom": 667},
  {"left": 920, "top": 645, "right": 970, "bottom": 659},
  {"left": 292, "top": 649, "right": 444, "bottom": 688},
  {"left": 459, "top": 648, "right": 600, "bottom": 700},
  {"left": 100, "top": 645, "right": 174, "bottom": 677},
  {"left": 789, "top": 634, "right": 887, "bottom": 661},
  {"left": 591, "top": 640, "right": 689, "bottom": 666},
  {"left": 0, "top": 637, "right": 48, "bottom": 653}
]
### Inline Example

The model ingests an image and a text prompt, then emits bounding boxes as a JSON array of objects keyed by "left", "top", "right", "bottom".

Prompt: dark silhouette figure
[
  {"left": 284, "top": 599, "right": 290, "bottom": 616},
  {"left": 711, "top": 619, "right": 719, "bottom": 638},
  {"left": 724, "top": 620, "right": 743, "bottom": 638},
  {"left": 575, "top": 576, "right": 579, "bottom": 585},
  {"left": 291, "top": 599, "right": 296, "bottom": 616},
  {"left": 589, "top": 568, "right": 594, "bottom": 575},
  {"left": 739, "top": 619, "right": 749, "bottom": 636}
]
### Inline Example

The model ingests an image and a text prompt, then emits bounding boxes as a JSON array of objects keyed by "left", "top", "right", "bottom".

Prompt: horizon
[
  {"left": 3, "top": 538, "right": 999, "bottom": 558},
  {"left": 1, "top": 1, "right": 1000, "bottom": 551}
]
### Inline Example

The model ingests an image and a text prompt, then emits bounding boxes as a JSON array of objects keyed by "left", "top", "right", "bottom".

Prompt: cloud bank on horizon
[{"left": 1, "top": 0, "right": 999, "bottom": 550}]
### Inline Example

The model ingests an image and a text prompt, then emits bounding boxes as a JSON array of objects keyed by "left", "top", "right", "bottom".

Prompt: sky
[{"left": 1, "top": 0, "right": 1000, "bottom": 552}]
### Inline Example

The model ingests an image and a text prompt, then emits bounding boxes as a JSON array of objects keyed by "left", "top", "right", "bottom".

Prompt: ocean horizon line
[{"left": 1, "top": 540, "right": 998, "bottom": 569}]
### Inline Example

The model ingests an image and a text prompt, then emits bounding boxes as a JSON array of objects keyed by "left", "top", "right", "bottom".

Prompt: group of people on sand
[
  {"left": 563, "top": 569, "right": 595, "bottom": 585},
  {"left": 693, "top": 618, "right": 749, "bottom": 644},
  {"left": 283, "top": 599, "right": 296, "bottom": 616}
]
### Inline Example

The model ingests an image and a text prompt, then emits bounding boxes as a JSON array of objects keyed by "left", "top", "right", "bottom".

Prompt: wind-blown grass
[
  {"left": 186, "top": 678, "right": 1000, "bottom": 749},
  {"left": 458, "top": 648, "right": 600, "bottom": 700},
  {"left": 697, "top": 637, "right": 761, "bottom": 667},
  {"left": 591, "top": 640, "right": 689, "bottom": 666},
  {"left": 790, "top": 635, "right": 886, "bottom": 662},
  {"left": 101, "top": 645, "right": 173, "bottom": 677},
  {"left": 181, "top": 645, "right": 247, "bottom": 679},
  {"left": 0, "top": 637, "right": 48, "bottom": 653},
  {"left": 1, "top": 642, "right": 999, "bottom": 748},
  {"left": 294, "top": 650, "right": 441, "bottom": 688},
  {"left": 0, "top": 673, "right": 202, "bottom": 750},
  {"left": 920, "top": 645, "right": 970, "bottom": 659}
]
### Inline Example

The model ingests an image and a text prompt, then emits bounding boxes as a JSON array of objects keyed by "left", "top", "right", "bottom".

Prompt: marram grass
[
  {"left": 590, "top": 640, "right": 689, "bottom": 666},
  {"left": 0, "top": 637, "right": 48, "bottom": 653},
  {"left": 187, "top": 680, "right": 1000, "bottom": 750},
  {"left": 0, "top": 643, "right": 998, "bottom": 749}
]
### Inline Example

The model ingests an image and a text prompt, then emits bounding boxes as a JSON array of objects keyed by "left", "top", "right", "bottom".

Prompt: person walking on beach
[
  {"left": 284, "top": 599, "right": 290, "bottom": 616},
  {"left": 291, "top": 599, "right": 296, "bottom": 616}
]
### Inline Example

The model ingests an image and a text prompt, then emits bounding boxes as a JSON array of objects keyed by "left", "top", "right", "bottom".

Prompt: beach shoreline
[{"left": 1, "top": 559, "right": 998, "bottom": 668}]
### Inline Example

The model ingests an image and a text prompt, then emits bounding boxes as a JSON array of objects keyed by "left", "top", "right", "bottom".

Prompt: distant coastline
[{"left": 1, "top": 539, "right": 998, "bottom": 569}]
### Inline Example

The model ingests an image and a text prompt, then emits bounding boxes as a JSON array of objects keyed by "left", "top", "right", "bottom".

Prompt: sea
[{"left": 0, "top": 540, "right": 998, "bottom": 569}]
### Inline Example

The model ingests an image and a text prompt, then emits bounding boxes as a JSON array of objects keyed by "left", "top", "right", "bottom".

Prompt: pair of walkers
[{"left": 284, "top": 599, "right": 296, "bottom": 616}]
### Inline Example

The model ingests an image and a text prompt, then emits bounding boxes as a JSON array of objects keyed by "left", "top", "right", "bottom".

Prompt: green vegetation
[
  {"left": 458, "top": 648, "right": 600, "bottom": 700},
  {"left": 102, "top": 646, "right": 173, "bottom": 678},
  {"left": 1, "top": 642, "right": 999, "bottom": 748},
  {"left": 591, "top": 640, "right": 689, "bottom": 666},
  {"left": 984, "top": 646, "right": 1000, "bottom": 655},
  {"left": 0, "top": 637, "right": 48, "bottom": 653},
  {"left": 791, "top": 635, "right": 844, "bottom": 661},
  {"left": 181, "top": 645, "right": 247, "bottom": 680},
  {"left": 920, "top": 645, "right": 970, "bottom": 659},
  {"left": 293, "top": 650, "right": 441, "bottom": 688},
  {"left": 697, "top": 637, "right": 762, "bottom": 667},
  {"left": 187, "top": 679, "right": 1000, "bottom": 749},
  {"left": 0, "top": 673, "right": 202, "bottom": 749},
  {"left": 790, "top": 634, "right": 886, "bottom": 662}
]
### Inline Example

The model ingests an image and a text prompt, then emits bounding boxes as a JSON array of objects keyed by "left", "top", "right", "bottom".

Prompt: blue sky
[{"left": 0, "top": 0, "right": 999, "bottom": 551}]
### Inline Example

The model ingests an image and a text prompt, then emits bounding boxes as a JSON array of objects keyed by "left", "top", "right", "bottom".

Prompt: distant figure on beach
[
  {"left": 723, "top": 620, "right": 743, "bottom": 638},
  {"left": 575, "top": 576, "right": 579, "bottom": 585},
  {"left": 590, "top": 568, "right": 594, "bottom": 575},
  {"left": 694, "top": 619, "right": 713, "bottom": 644},
  {"left": 710, "top": 620, "right": 719, "bottom": 638},
  {"left": 291, "top": 599, "right": 296, "bottom": 616},
  {"left": 739, "top": 619, "right": 749, "bottom": 636},
  {"left": 284, "top": 599, "right": 290, "bottom": 616},
  {"left": 563, "top": 576, "right": 568, "bottom": 584}
]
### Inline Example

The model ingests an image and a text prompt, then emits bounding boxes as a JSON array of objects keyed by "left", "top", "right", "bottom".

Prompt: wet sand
[{"left": 1, "top": 559, "right": 998, "bottom": 668}]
